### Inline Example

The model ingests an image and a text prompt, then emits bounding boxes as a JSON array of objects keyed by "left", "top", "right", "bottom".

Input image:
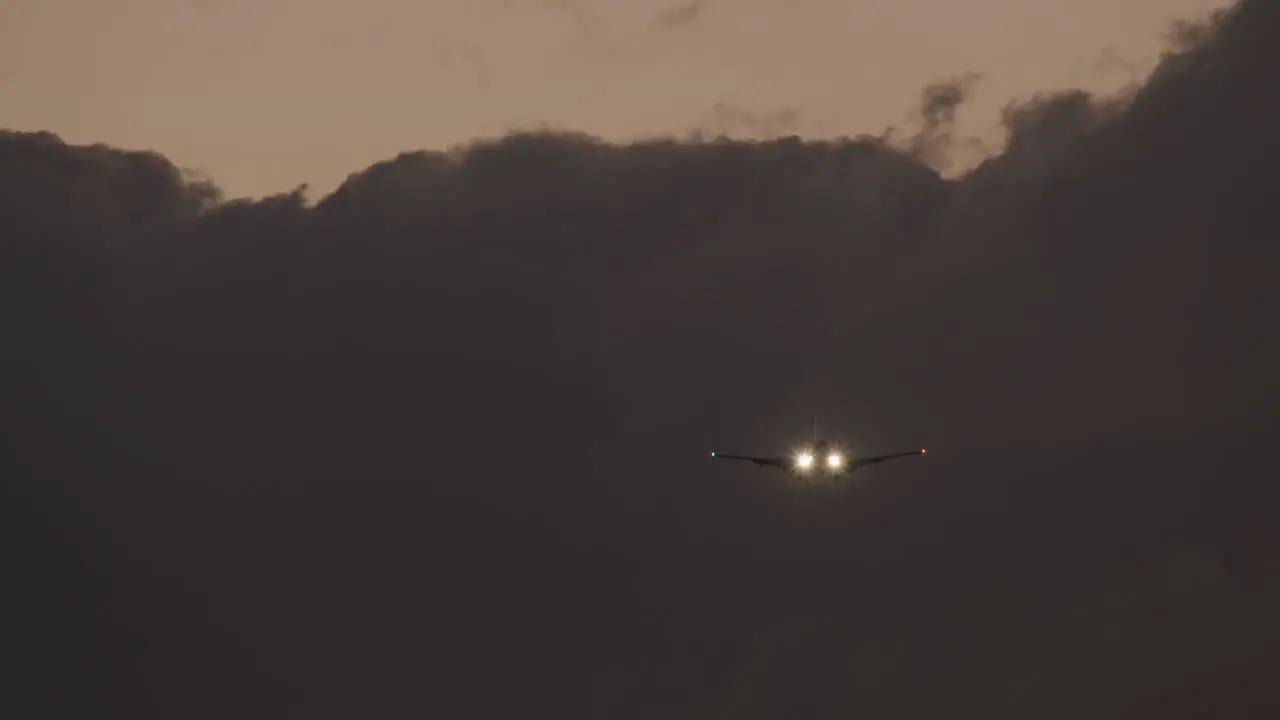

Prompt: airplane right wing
[
  {"left": 710, "top": 452, "right": 791, "bottom": 469},
  {"left": 851, "top": 448, "right": 927, "bottom": 470}
]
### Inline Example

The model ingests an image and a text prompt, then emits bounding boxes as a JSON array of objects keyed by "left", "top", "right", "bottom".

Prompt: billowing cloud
[
  {"left": 688, "top": 101, "right": 803, "bottom": 139},
  {"left": 655, "top": 0, "right": 707, "bottom": 29}
]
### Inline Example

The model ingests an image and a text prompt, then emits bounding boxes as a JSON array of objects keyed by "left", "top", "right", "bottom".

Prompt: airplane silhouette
[{"left": 711, "top": 420, "right": 926, "bottom": 479}]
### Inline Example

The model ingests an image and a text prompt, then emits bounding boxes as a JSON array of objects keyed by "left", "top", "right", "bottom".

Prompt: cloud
[
  {"left": 880, "top": 72, "right": 983, "bottom": 172},
  {"left": 686, "top": 101, "right": 803, "bottom": 139},
  {"left": 7, "top": 1, "right": 1280, "bottom": 717},
  {"left": 654, "top": 0, "right": 707, "bottom": 29}
]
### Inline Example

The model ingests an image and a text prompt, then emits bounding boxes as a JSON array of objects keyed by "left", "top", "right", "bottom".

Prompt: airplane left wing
[{"left": 710, "top": 452, "right": 790, "bottom": 469}]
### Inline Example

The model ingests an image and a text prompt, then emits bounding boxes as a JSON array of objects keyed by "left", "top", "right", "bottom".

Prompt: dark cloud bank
[{"left": 6, "top": 1, "right": 1280, "bottom": 717}]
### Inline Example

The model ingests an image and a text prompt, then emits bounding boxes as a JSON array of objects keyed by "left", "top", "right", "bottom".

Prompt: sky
[
  {"left": 7, "top": 1, "right": 1280, "bottom": 718},
  {"left": 2, "top": 0, "right": 1230, "bottom": 198}
]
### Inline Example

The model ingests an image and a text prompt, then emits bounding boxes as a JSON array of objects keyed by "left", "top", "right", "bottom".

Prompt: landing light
[
  {"left": 827, "top": 453, "right": 843, "bottom": 468},
  {"left": 796, "top": 453, "right": 814, "bottom": 469}
]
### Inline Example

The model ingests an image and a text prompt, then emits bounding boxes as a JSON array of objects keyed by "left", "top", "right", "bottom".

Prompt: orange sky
[{"left": 2, "top": 0, "right": 1230, "bottom": 199}]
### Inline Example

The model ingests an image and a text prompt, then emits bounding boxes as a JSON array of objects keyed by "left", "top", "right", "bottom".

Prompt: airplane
[{"left": 710, "top": 437, "right": 926, "bottom": 479}]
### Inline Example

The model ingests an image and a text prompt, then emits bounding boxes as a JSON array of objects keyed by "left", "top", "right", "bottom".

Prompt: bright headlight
[
  {"left": 795, "top": 453, "right": 814, "bottom": 469},
  {"left": 827, "top": 453, "right": 843, "bottom": 468}
]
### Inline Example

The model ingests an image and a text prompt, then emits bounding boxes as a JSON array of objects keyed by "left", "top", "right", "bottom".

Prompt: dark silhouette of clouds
[
  {"left": 6, "top": 1, "right": 1280, "bottom": 717},
  {"left": 891, "top": 72, "right": 984, "bottom": 171}
]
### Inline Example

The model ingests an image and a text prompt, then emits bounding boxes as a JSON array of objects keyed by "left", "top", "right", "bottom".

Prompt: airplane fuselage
[{"left": 792, "top": 439, "right": 852, "bottom": 476}]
